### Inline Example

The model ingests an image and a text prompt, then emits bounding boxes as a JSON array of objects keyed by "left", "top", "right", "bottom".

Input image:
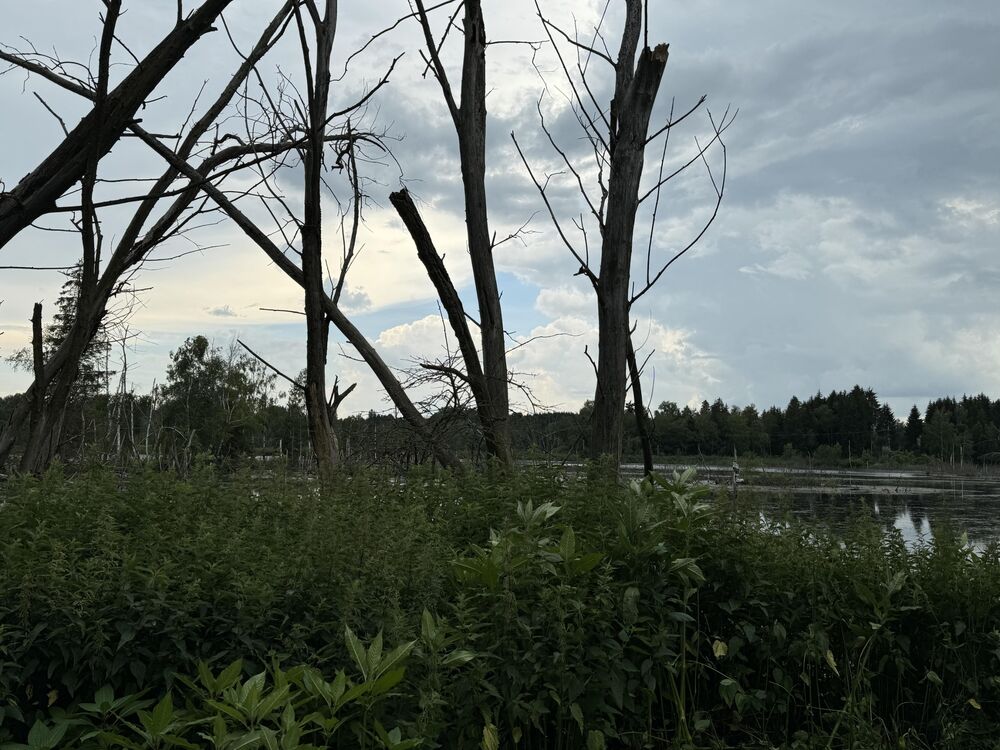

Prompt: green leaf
[
  {"left": 161, "top": 734, "right": 199, "bottom": 749},
  {"left": 569, "top": 703, "right": 584, "bottom": 733},
  {"left": 197, "top": 661, "right": 216, "bottom": 693},
  {"left": 367, "top": 631, "right": 384, "bottom": 677},
  {"left": 338, "top": 681, "right": 371, "bottom": 707},
  {"left": 95, "top": 732, "right": 142, "bottom": 750},
  {"left": 254, "top": 684, "right": 290, "bottom": 720},
  {"left": 206, "top": 699, "right": 247, "bottom": 724},
  {"left": 217, "top": 659, "right": 244, "bottom": 693},
  {"left": 586, "top": 730, "right": 606, "bottom": 750},
  {"left": 151, "top": 693, "right": 175, "bottom": 735},
  {"left": 441, "top": 649, "right": 476, "bottom": 667},
  {"left": 94, "top": 685, "right": 114, "bottom": 710},
  {"left": 559, "top": 527, "right": 576, "bottom": 560},
  {"left": 331, "top": 670, "right": 347, "bottom": 703},
  {"left": 345, "top": 625, "right": 367, "bottom": 680},
  {"left": 374, "top": 640, "right": 416, "bottom": 681},
  {"left": 369, "top": 667, "right": 406, "bottom": 697},
  {"left": 420, "top": 609, "right": 436, "bottom": 642},
  {"left": 719, "top": 678, "right": 741, "bottom": 707},
  {"left": 573, "top": 552, "right": 603, "bottom": 574},
  {"left": 482, "top": 723, "right": 499, "bottom": 750},
  {"left": 229, "top": 730, "right": 266, "bottom": 750}
]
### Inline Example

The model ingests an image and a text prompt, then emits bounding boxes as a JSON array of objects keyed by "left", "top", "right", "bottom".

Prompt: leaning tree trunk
[
  {"left": 589, "top": 26, "right": 669, "bottom": 464},
  {"left": 391, "top": 189, "right": 503, "bottom": 459},
  {"left": 0, "top": 2, "right": 296, "bottom": 474},
  {"left": 627, "top": 333, "right": 654, "bottom": 476},
  {"left": 133, "top": 126, "right": 464, "bottom": 472}
]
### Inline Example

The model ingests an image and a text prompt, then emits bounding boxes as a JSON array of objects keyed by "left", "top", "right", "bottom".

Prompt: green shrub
[{"left": 0, "top": 627, "right": 419, "bottom": 749}]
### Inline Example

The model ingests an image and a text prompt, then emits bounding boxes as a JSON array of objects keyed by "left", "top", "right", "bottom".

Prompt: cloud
[
  {"left": 338, "top": 288, "right": 372, "bottom": 315},
  {"left": 375, "top": 315, "right": 450, "bottom": 362},
  {"left": 205, "top": 305, "right": 239, "bottom": 318}
]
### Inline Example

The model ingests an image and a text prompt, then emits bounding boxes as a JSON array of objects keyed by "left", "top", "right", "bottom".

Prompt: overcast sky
[{"left": 1, "top": 0, "right": 998, "bottom": 418}]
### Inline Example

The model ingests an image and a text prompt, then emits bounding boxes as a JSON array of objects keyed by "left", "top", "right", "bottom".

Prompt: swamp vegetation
[{"left": 0, "top": 466, "right": 997, "bottom": 749}]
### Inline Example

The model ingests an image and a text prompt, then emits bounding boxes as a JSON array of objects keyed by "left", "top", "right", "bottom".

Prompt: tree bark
[
  {"left": 0, "top": 0, "right": 234, "bottom": 249},
  {"left": 390, "top": 188, "right": 504, "bottom": 458},
  {"left": 16, "top": 304, "right": 47, "bottom": 473},
  {"left": 589, "top": 38, "right": 668, "bottom": 464},
  {"left": 456, "top": 0, "right": 513, "bottom": 468}
]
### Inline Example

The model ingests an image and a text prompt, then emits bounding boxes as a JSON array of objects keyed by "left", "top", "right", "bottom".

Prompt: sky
[{"left": 1, "top": 0, "right": 998, "bottom": 420}]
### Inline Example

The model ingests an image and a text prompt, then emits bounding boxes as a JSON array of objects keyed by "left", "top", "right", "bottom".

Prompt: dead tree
[
  {"left": 0, "top": 1, "right": 300, "bottom": 472},
  {"left": 291, "top": 0, "right": 342, "bottom": 479},
  {"left": 399, "top": 0, "right": 513, "bottom": 467},
  {"left": 0, "top": 3, "right": 465, "bottom": 474},
  {"left": 514, "top": 0, "right": 732, "bottom": 467}
]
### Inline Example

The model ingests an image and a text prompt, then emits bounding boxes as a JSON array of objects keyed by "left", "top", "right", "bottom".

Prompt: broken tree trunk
[
  {"left": 590, "top": 34, "right": 669, "bottom": 464},
  {"left": 413, "top": 0, "right": 513, "bottom": 468},
  {"left": 0, "top": 2, "right": 296, "bottom": 473},
  {"left": 390, "top": 188, "right": 507, "bottom": 460}
]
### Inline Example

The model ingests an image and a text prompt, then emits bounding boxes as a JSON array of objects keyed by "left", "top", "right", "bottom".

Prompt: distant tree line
[{"left": 3, "top": 332, "right": 999, "bottom": 470}]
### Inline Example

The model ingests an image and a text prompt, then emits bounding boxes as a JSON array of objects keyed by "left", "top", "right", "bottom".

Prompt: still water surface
[{"left": 623, "top": 463, "right": 1000, "bottom": 550}]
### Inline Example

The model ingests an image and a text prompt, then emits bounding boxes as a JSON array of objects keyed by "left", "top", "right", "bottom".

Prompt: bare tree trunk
[
  {"left": 626, "top": 333, "right": 654, "bottom": 476},
  {"left": 517, "top": 3, "right": 728, "bottom": 471},
  {"left": 299, "top": 1, "right": 341, "bottom": 481},
  {"left": 17, "top": 2, "right": 121, "bottom": 474},
  {"left": 0, "top": 0, "right": 234, "bottom": 248},
  {"left": 457, "top": 0, "right": 512, "bottom": 468},
  {"left": 414, "top": 0, "right": 512, "bottom": 467},
  {"left": 17, "top": 304, "right": 47, "bottom": 473},
  {"left": 589, "top": 17, "right": 668, "bottom": 463}
]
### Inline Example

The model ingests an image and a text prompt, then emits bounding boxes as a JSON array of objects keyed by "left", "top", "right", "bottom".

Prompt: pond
[{"left": 623, "top": 463, "right": 1000, "bottom": 550}]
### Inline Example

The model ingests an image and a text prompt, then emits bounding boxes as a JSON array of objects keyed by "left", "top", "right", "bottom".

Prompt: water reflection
[
  {"left": 742, "top": 488, "right": 997, "bottom": 551},
  {"left": 624, "top": 463, "right": 1000, "bottom": 551}
]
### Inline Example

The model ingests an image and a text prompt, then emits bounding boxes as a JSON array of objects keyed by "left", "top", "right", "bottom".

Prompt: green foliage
[
  {"left": 0, "top": 629, "right": 418, "bottom": 749},
  {"left": 2, "top": 466, "right": 999, "bottom": 748},
  {"left": 156, "top": 337, "right": 278, "bottom": 467}
]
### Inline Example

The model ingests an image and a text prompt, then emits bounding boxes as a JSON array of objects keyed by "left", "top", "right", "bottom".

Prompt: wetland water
[{"left": 624, "top": 463, "right": 1000, "bottom": 549}]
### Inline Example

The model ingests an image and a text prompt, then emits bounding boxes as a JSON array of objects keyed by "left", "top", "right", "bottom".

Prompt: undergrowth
[{"left": 0, "top": 465, "right": 997, "bottom": 748}]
